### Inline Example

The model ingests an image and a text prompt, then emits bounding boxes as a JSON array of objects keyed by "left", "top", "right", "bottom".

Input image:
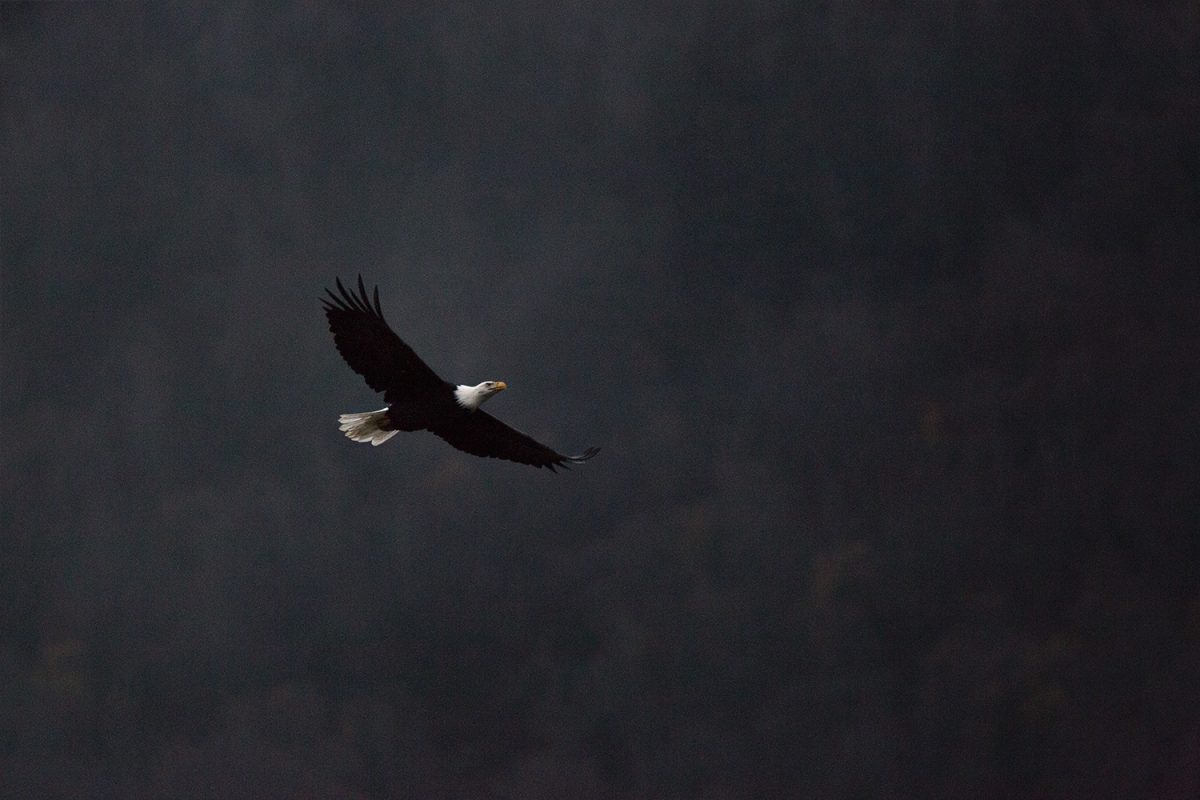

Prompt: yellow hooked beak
[{"left": 494, "top": 381, "right": 507, "bottom": 391}]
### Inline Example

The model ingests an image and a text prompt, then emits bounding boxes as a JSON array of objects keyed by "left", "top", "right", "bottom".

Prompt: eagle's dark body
[{"left": 383, "top": 395, "right": 465, "bottom": 432}]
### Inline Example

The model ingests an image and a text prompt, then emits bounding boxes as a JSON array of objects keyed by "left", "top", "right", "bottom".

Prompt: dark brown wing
[
  {"left": 430, "top": 411, "right": 600, "bottom": 472},
  {"left": 322, "top": 276, "right": 448, "bottom": 403}
]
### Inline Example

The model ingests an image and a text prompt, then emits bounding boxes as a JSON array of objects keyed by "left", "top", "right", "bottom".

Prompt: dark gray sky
[{"left": 3, "top": 3, "right": 1199, "bottom": 798}]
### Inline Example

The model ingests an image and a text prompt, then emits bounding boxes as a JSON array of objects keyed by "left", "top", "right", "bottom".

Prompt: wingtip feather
[
  {"left": 566, "top": 446, "right": 601, "bottom": 463},
  {"left": 324, "top": 276, "right": 386, "bottom": 320},
  {"left": 546, "top": 446, "right": 600, "bottom": 472}
]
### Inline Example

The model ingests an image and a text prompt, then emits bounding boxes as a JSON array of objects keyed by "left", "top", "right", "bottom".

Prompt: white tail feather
[{"left": 338, "top": 407, "right": 399, "bottom": 446}]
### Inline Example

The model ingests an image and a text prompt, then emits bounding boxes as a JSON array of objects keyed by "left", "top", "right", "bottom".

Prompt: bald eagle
[{"left": 322, "top": 276, "right": 600, "bottom": 471}]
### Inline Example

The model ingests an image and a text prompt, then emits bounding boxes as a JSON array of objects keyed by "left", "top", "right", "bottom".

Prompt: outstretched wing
[
  {"left": 322, "top": 276, "right": 448, "bottom": 402},
  {"left": 430, "top": 411, "right": 600, "bottom": 472}
]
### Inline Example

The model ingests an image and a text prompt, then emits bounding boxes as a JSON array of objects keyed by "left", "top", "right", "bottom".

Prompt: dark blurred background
[{"left": 2, "top": 2, "right": 1198, "bottom": 797}]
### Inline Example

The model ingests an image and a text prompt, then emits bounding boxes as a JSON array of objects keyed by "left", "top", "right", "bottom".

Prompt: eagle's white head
[{"left": 454, "top": 380, "right": 507, "bottom": 411}]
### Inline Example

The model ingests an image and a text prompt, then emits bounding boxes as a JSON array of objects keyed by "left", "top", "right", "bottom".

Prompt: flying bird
[{"left": 322, "top": 276, "right": 600, "bottom": 471}]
